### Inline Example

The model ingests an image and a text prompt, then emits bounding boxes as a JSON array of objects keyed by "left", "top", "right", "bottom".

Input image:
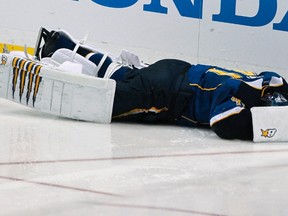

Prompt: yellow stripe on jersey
[
  {"left": 189, "top": 83, "right": 222, "bottom": 91},
  {"left": 207, "top": 68, "right": 242, "bottom": 79},
  {"left": 233, "top": 69, "right": 256, "bottom": 76},
  {"left": 210, "top": 106, "right": 244, "bottom": 126}
]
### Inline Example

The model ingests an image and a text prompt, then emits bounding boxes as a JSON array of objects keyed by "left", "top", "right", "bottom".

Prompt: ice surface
[{"left": 0, "top": 98, "right": 288, "bottom": 216}]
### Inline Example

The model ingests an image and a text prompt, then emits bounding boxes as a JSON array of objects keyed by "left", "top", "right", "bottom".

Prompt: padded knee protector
[{"left": 0, "top": 53, "right": 116, "bottom": 123}]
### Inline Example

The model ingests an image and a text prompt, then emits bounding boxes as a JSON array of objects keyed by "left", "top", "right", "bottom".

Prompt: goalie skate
[{"left": 0, "top": 53, "right": 116, "bottom": 123}]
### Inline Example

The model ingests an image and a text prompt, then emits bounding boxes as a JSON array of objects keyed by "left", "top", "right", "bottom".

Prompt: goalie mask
[{"left": 260, "top": 91, "right": 288, "bottom": 106}]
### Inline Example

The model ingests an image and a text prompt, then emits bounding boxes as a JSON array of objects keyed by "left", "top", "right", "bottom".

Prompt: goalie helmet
[{"left": 260, "top": 91, "right": 288, "bottom": 106}]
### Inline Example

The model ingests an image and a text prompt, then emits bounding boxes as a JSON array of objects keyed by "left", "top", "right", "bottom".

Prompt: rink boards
[{"left": 0, "top": 1, "right": 288, "bottom": 76}]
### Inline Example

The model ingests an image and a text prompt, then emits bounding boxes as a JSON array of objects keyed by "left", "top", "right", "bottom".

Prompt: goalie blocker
[
  {"left": 0, "top": 53, "right": 115, "bottom": 123},
  {"left": 251, "top": 106, "right": 288, "bottom": 142}
]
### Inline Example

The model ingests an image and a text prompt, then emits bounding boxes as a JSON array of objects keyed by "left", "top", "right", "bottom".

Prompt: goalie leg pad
[
  {"left": 251, "top": 106, "right": 288, "bottom": 142},
  {"left": 0, "top": 54, "right": 115, "bottom": 123}
]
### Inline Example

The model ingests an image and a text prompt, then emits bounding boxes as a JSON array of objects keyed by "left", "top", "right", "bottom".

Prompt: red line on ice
[
  {"left": 0, "top": 175, "right": 226, "bottom": 216},
  {"left": 0, "top": 175, "right": 122, "bottom": 197},
  {"left": 0, "top": 148, "right": 288, "bottom": 166}
]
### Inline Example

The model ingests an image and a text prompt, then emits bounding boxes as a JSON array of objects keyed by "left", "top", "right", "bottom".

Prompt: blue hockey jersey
[{"left": 177, "top": 64, "right": 288, "bottom": 140}]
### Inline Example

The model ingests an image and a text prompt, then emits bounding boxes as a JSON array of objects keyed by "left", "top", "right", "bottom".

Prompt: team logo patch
[
  {"left": 261, "top": 128, "right": 277, "bottom": 138},
  {"left": 231, "top": 96, "right": 244, "bottom": 107},
  {"left": 12, "top": 57, "right": 42, "bottom": 106},
  {"left": 1, "top": 55, "right": 7, "bottom": 65}
]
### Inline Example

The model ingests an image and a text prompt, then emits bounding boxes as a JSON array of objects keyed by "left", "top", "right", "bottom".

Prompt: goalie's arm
[
  {"left": 208, "top": 80, "right": 255, "bottom": 140},
  {"left": 210, "top": 108, "right": 253, "bottom": 140}
]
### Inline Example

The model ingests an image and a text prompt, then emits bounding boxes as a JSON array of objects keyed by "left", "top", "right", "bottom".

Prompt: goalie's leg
[
  {"left": 0, "top": 54, "right": 116, "bottom": 123},
  {"left": 112, "top": 59, "right": 191, "bottom": 123}
]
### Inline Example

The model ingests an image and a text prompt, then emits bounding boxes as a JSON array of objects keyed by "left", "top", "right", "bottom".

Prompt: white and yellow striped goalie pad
[
  {"left": 251, "top": 106, "right": 288, "bottom": 142},
  {"left": 0, "top": 53, "right": 116, "bottom": 123}
]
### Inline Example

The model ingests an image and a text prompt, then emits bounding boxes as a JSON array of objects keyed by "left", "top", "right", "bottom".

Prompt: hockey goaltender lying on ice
[{"left": 0, "top": 27, "right": 288, "bottom": 142}]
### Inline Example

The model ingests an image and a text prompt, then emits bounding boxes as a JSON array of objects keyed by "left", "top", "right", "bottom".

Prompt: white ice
[{"left": 0, "top": 98, "right": 288, "bottom": 216}]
